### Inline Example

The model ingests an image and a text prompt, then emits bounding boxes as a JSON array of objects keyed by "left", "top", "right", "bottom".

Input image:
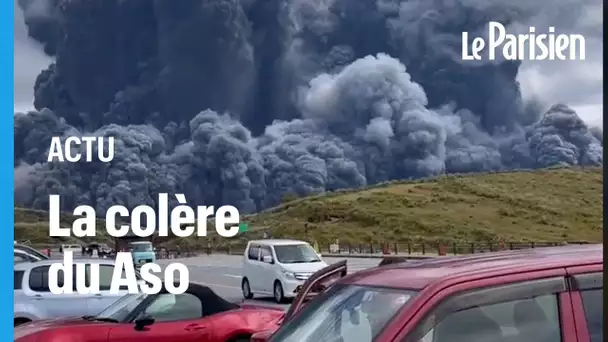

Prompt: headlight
[{"left": 282, "top": 270, "right": 296, "bottom": 279}]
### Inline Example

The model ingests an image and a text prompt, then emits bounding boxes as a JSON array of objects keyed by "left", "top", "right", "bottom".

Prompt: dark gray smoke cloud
[{"left": 15, "top": 0, "right": 603, "bottom": 214}]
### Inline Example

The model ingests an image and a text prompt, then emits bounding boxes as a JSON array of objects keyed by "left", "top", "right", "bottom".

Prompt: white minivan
[
  {"left": 241, "top": 239, "right": 328, "bottom": 303},
  {"left": 60, "top": 244, "right": 82, "bottom": 256}
]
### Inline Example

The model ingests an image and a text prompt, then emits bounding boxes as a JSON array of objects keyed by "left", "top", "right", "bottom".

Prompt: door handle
[
  {"left": 93, "top": 293, "right": 103, "bottom": 298},
  {"left": 33, "top": 294, "right": 42, "bottom": 300},
  {"left": 184, "top": 324, "right": 205, "bottom": 332}
]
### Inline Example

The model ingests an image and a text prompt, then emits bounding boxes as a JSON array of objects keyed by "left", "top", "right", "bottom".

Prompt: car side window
[
  {"left": 83, "top": 264, "right": 132, "bottom": 291},
  {"left": 580, "top": 289, "right": 602, "bottom": 342},
  {"left": 261, "top": 246, "right": 272, "bottom": 259},
  {"left": 97, "top": 264, "right": 115, "bottom": 291},
  {"left": 29, "top": 266, "right": 60, "bottom": 292},
  {"left": 143, "top": 293, "right": 203, "bottom": 322},
  {"left": 405, "top": 279, "right": 564, "bottom": 342},
  {"left": 29, "top": 265, "right": 78, "bottom": 292},
  {"left": 14, "top": 271, "right": 24, "bottom": 290},
  {"left": 248, "top": 244, "right": 260, "bottom": 261}
]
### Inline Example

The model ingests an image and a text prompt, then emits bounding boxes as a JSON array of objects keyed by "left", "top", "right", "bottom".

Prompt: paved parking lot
[
  {"left": 45, "top": 252, "right": 382, "bottom": 310},
  {"left": 157, "top": 255, "right": 382, "bottom": 310}
]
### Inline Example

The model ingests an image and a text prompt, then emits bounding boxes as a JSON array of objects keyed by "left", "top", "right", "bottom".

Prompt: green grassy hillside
[
  {"left": 239, "top": 167, "right": 603, "bottom": 245},
  {"left": 15, "top": 167, "right": 603, "bottom": 247},
  {"left": 14, "top": 207, "right": 112, "bottom": 246}
]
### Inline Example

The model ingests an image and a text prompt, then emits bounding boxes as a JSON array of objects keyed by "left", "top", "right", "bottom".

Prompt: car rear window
[{"left": 269, "top": 284, "right": 417, "bottom": 342}]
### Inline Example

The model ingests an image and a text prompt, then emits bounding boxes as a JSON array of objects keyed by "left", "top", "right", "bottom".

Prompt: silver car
[
  {"left": 14, "top": 244, "right": 49, "bottom": 264},
  {"left": 14, "top": 258, "right": 141, "bottom": 326}
]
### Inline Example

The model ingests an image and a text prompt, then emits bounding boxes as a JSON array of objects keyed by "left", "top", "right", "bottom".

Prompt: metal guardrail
[
  {"left": 30, "top": 240, "right": 592, "bottom": 259},
  {"left": 199, "top": 240, "right": 589, "bottom": 256}
]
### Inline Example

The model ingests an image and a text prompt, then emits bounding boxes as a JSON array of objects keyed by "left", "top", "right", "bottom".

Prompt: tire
[
  {"left": 273, "top": 280, "right": 285, "bottom": 304},
  {"left": 242, "top": 278, "right": 253, "bottom": 299},
  {"left": 14, "top": 318, "right": 30, "bottom": 326}
]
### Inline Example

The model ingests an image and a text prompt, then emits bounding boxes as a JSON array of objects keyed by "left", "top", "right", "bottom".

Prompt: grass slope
[
  {"left": 15, "top": 167, "right": 603, "bottom": 247},
  {"left": 14, "top": 207, "right": 112, "bottom": 246},
  {"left": 240, "top": 167, "right": 603, "bottom": 245}
]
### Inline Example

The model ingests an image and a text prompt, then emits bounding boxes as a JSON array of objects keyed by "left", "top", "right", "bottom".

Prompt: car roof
[
  {"left": 14, "top": 249, "right": 41, "bottom": 256},
  {"left": 15, "top": 245, "right": 42, "bottom": 252},
  {"left": 344, "top": 244, "right": 603, "bottom": 289},
  {"left": 249, "top": 239, "right": 309, "bottom": 246},
  {"left": 14, "top": 244, "right": 44, "bottom": 251},
  {"left": 13, "top": 258, "right": 117, "bottom": 270}
]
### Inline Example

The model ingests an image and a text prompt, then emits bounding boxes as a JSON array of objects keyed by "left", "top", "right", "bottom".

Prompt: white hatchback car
[
  {"left": 14, "top": 258, "right": 142, "bottom": 326},
  {"left": 241, "top": 239, "right": 328, "bottom": 303}
]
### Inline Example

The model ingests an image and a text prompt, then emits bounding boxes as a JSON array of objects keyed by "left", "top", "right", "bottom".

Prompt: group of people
[{"left": 81, "top": 246, "right": 98, "bottom": 257}]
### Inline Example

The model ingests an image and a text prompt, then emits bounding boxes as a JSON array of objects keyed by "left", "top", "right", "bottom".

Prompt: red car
[
  {"left": 253, "top": 244, "right": 603, "bottom": 342},
  {"left": 15, "top": 283, "right": 284, "bottom": 342}
]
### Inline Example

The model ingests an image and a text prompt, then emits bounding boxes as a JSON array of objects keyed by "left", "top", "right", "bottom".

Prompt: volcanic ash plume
[{"left": 14, "top": 0, "right": 603, "bottom": 213}]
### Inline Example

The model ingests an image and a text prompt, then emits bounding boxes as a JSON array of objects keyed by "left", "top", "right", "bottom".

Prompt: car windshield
[
  {"left": 130, "top": 242, "right": 153, "bottom": 252},
  {"left": 274, "top": 244, "right": 320, "bottom": 263},
  {"left": 94, "top": 292, "right": 149, "bottom": 322},
  {"left": 269, "top": 284, "right": 417, "bottom": 342}
]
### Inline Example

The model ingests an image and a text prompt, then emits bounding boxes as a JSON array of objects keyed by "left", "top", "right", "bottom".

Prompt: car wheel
[
  {"left": 274, "top": 280, "right": 285, "bottom": 304},
  {"left": 242, "top": 278, "right": 253, "bottom": 299}
]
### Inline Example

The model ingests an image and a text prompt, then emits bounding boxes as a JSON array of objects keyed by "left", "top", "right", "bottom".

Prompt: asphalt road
[
  {"left": 46, "top": 251, "right": 382, "bottom": 310},
  {"left": 157, "top": 255, "right": 382, "bottom": 310}
]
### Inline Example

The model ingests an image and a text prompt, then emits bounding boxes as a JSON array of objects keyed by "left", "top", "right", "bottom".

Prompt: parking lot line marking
[{"left": 223, "top": 274, "right": 241, "bottom": 278}]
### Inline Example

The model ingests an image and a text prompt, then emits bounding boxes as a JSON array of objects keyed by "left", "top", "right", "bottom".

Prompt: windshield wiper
[{"left": 82, "top": 316, "right": 119, "bottom": 323}]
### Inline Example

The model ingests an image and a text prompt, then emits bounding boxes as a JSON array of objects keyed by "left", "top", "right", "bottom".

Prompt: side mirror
[
  {"left": 134, "top": 315, "right": 155, "bottom": 331},
  {"left": 262, "top": 255, "right": 274, "bottom": 264}
]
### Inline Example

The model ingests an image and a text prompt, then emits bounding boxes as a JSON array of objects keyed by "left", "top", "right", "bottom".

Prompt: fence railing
[
  {"left": 223, "top": 240, "right": 590, "bottom": 256},
  {"left": 29, "top": 240, "right": 593, "bottom": 259}
]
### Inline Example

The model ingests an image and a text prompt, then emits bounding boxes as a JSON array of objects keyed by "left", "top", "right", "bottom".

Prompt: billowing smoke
[{"left": 15, "top": 0, "right": 603, "bottom": 214}]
